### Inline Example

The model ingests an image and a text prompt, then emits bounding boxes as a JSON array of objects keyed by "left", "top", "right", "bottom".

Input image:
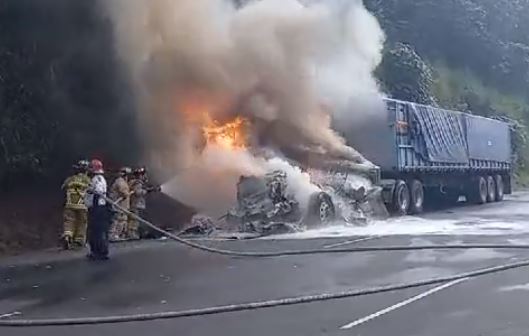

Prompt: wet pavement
[{"left": 3, "top": 192, "right": 529, "bottom": 335}]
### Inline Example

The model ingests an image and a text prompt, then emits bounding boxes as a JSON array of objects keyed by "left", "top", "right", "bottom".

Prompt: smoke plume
[
  {"left": 163, "top": 146, "right": 320, "bottom": 216},
  {"left": 102, "top": 0, "right": 385, "bottom": 214}
]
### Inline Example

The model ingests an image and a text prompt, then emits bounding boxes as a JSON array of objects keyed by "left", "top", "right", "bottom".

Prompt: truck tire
[
  {"left": 468, "top": 176, "right": 487, "bottom": 204},
  {"left": 392, "top": 180, "right": 410, "bottom": 216},
  {"left": 409, "top": 180, "right": 424, "bottom": 214},
  {"left": 494, "top": 175, "right": 504, "bottom": 202},
  {"left": 486, "top": 176, "right": 495, "bottom": 203},
  {"left": 306, "top": 192, "right": 335, "bottom": 227}
]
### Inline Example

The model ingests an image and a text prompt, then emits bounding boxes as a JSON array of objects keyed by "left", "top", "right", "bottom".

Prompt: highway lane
[{"left": 3, "top": 193, "right": 529, "bottom": 335}]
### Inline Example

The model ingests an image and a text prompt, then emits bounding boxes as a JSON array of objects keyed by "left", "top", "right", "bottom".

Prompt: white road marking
[
  {"left": 0, "top": 311, "right": 21, "bottom": 319},
  {"left": 499, "top": 283, "right": 529, "bottom": 292},
  {"left": 339, "top": 278, "right": 469, "bottom": 330},
  {"left": 323, "top": 236, "right": 381, "bottom": 249}
]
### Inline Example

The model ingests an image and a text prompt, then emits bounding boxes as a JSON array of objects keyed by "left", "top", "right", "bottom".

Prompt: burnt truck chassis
[
  {"left": 224, "top": 171, "right": 334, "bottom": 235},
  {"left": 223, "top": 162, "right": 387, "bottom": 236}
]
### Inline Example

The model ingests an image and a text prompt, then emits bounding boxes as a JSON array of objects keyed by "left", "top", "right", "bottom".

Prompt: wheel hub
[{"left": 319, "top": 201, "right": 331, "bottom": 222}]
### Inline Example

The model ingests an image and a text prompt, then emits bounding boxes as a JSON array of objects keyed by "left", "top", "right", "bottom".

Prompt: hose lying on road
[
  {"left": 3, "top": 197, "right": 529, "bottom": 326},
  {"left": 106, "top": 197, "right": 529, "bottom": 257},
  {"left": 2, "top": 258, "right": 529, "bottom": 326}
]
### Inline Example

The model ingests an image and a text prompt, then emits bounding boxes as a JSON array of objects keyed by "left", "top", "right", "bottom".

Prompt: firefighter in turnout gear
[
  {"left": 109, "top": 167, "right": 131, "bottom": 241},
  {"left": 61, "top": 160, "right": 91, "bottom": 250},
  {"left": 128, "top": 167, "right": 161, "bottom": 239}
]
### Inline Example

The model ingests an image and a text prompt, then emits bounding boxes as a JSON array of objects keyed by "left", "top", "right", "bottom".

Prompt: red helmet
[{"left": 90, "top": 159, "right": 104, "bottom": 174}]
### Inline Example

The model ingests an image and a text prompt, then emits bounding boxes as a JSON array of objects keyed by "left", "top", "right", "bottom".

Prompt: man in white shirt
[{"left": 86, "top": 159, "right": 111, "bottom": 260}]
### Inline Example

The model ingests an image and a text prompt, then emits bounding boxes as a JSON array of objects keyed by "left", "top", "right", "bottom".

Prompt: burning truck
[
  {"left": 122, "top": 4, "right": 512, "bottom": 237},
  {"left": 180, "top": 112, "right": 389, "bottom": 236},
  {"left": 178, "top": 96, "right": 515, "bottom": 239},
  {"left": 104, "top": 0, "right": 513, "bottom": 238}
]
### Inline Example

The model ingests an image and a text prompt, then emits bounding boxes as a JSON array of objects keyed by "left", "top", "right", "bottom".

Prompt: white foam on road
[
  {"left": 404, "top": 248, "right": 513, "bottom": 264},
  {"left": 499, "top": 283, "right": 529, "bottom": 292},
  {"left": 264, "top": 215, "right": 529, "bottom": 240},
  {"left": 443, "top": 249, "right": 513, "bottom": 263},
  {"left": 260, "top": 193, "right": 529, "bottom": 240}
]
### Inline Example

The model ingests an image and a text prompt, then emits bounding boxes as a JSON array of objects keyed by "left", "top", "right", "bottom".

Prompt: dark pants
[{"left": 88, "top": 202, "right": 111, "bottom": 258}]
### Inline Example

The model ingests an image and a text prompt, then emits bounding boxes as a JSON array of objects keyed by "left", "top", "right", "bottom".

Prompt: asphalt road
[{"left": 3, "top": 192, "right": 529, "bottom": 335}]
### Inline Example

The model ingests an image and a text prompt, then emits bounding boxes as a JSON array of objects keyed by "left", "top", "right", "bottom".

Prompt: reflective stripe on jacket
[{"left": 63, "top": 173, "right": 90, "bottom": 210}]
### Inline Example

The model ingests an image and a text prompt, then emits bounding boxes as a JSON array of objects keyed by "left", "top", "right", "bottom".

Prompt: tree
[
  {"left": 0, "top": 16, "right": 56, "bottom": 184},
  {"left": 0, "top": 0, "right": 139, "bottom": 189},
  {"left": 377, "top": 43, "right": 436, "bottom": 105},
  {"left": 366, "top": 0, "right": 529, "bottom": 98}
]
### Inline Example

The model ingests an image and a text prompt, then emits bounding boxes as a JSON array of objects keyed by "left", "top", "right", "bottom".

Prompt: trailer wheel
[
  {"left": 486, "top": 176, "right": 495, "bottom": 203},
  {"left": 409, "top": 180, "right": 424, "bottom": 214},
  {"left": 392, "top": 180, "right": 410, "bottom": 216},
  {"left": 469, "top": 176, "right": 487, "bottom": 204},
  {"left": 494, "top": 175, "right": 504, "bottom": 202}
]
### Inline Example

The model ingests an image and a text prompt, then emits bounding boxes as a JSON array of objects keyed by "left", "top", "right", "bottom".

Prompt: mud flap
[
  {"left": 379, "top": 179, "right": 396, "bottom": 204},
  {"left": 362, "top": 186, "right": 390, "bottom": 219}
]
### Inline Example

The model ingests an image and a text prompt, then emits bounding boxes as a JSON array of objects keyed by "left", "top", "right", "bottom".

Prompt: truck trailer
[{"left": 345, "top": 98, "right": 513, "bottom": 215}]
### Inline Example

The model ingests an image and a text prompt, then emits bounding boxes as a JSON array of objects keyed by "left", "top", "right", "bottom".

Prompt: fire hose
[
  {"left": 3, "top": 196, "right": 529, "bottom": 327},
  {"left": 3, "top": 259, "right": 529, "bottom": 327},
  {"left": 103, "top": 196, "right": 529, "bottom": 257}
]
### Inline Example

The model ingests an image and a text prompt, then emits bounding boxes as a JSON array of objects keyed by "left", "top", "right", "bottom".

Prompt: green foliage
[
  {"left": 431, "top": 64, "right": 529, "bottom": 175},
  {"left": 377, "top": 42, "right": 436, "bottom": 105},
  {"left": 0, "top": 37, "right": 53, "bottom": 181},
  {"left": 0, "top": 1, "right": 138, "bottom": 188},
  {"left": 365, "top": 0, "right": 529, "bottom": 97}
]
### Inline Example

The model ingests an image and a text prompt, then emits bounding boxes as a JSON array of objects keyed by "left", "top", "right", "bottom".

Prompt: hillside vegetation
[
  {"left": 368, "top": 0, "right": 529, "bottom": 181},
  {"left": 0, "top": 0, "right": 138, "bottom": 191}
]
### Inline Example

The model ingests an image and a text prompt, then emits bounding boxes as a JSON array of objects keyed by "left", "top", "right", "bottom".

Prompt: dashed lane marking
[
  {"left": 0, "top": 311, "right": 21, "bottom": 319},
  {"left": 340, "top": 277, "right": 469, "bottom": 330},
  {"left": 323, "top": 236, "right": 381, "bottom": 249}
]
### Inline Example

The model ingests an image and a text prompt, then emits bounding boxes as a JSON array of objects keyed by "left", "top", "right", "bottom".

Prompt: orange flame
[
  {"left": 178, "top": 97, "right": 248, "bottom": 150},
  {"left": 202, "top": 115, "right": 247, "bottom": 150}
]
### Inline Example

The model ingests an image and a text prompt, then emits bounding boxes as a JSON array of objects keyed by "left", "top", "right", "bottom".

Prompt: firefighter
[
  {"left": 128, "top": 167, "right": 161, "bottom": 240},
  {"left": 86, "top": 159, "right": 111, "bottom": 260},
  {"left": 61, "top": 160, "right": 91, "bottom": 250},
  {"left": 109, "top": 167, "right": 131, "bottom": 241}
]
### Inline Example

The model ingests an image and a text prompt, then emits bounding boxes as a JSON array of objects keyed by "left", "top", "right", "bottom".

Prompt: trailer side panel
[{"left": 465, "top": 114, "right": 512, "bottom": 171}]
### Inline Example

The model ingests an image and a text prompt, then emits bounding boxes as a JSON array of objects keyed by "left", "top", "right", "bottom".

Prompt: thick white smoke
[
  {"left": 162, "top": 146, "right": 266, "bottom": 216},
  {"left": 102, "top": 0, "right": 385, "bottom": 215},
  {"left": 163, "top": 147, "right": 319, "bottom": 216}
]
